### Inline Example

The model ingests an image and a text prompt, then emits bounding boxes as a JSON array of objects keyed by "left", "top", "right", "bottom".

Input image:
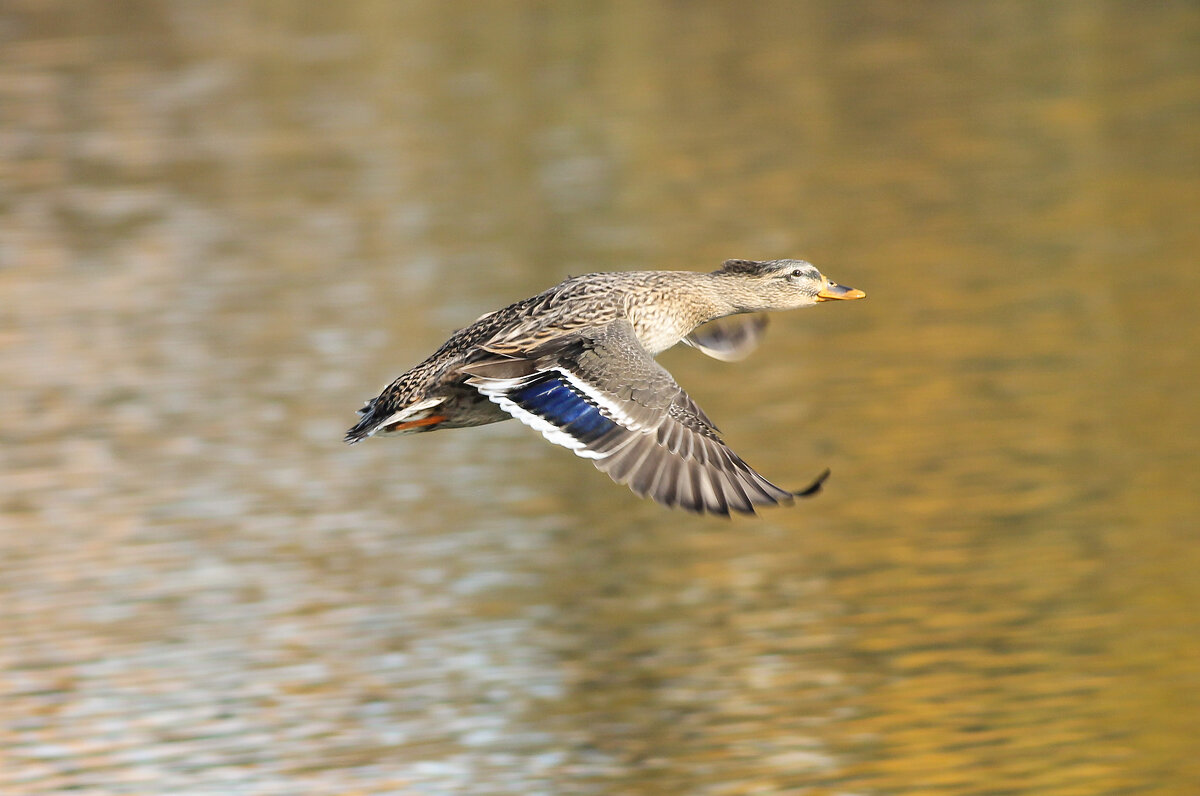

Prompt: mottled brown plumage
[{"left": 346, "top": 259, "right": 864, "bottom": 515}]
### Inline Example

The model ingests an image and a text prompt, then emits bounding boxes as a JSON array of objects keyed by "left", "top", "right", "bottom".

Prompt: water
[{"left": 2, "top": 2, "right": 1198, "bottom": 794}]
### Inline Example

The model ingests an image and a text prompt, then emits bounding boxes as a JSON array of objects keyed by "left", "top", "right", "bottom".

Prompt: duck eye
[{"left": 790, "top": 269, "right": 804, "bottom": 278}]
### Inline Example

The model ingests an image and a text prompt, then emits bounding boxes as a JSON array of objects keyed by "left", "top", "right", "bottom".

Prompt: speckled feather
[{"left": 346, "top": 259, "right": 862, "bottom": 515}]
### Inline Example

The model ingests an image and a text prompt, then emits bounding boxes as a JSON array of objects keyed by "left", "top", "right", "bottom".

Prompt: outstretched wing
[{"left": 461, "top": 320, "right": 800, "bottom": 516}]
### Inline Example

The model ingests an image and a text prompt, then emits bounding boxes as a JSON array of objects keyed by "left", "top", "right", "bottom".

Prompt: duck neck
[
  {"left": 625, "top": 271, "right": 754, "bottom": 354},
  {"left": 664, "top": 271, "right": 749, "bottom": 325},
  {"left": 697, "top": 271, "right": 764, "bottom": 320}
]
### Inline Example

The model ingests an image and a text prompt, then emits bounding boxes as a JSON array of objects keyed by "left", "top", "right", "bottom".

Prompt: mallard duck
[{"left": 346, "top": 259, "right": 865, "bottom": 516}]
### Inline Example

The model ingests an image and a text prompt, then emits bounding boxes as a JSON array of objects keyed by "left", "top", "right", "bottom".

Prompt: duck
[{"left": 345, "top": 259, "right": 865, "bottom": 516}]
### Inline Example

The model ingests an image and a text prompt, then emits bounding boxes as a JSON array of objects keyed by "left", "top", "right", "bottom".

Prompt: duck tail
[
  {"left": 344, "top": 393, "right": 448, "bottom": 443},
  {"left": 344, "top": 397, "right": 384, "bottom": 444}
]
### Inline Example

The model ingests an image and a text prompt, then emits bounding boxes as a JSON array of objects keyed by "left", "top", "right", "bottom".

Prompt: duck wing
[
  {"left": 461, "top": 319, "right": 805, "bottom": 516},
  {"left": 682, "top": 313, "right": 769, "bottom": 362}
]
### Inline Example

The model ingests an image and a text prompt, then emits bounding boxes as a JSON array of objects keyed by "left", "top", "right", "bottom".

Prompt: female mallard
[{"left": 346, "top": 259, "right": 865, "bottom": 516}]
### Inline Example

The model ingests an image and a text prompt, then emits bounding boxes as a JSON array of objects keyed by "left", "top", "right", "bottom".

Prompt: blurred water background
[{"left": 2, "top": 1, "right": 1199, "bottom": 794}]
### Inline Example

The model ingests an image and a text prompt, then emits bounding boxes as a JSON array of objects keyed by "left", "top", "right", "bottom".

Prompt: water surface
[{"left": 2, "top": 2, "right": 1198, "bottom": 794}]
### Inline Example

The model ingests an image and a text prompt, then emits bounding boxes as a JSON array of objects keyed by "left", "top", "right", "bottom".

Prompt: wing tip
[
  {"left": 669, "top": 465, "right": 830, "bottom": 516},
  {"left": 792, "top": 468, "right": 832, "bottom": 498}
]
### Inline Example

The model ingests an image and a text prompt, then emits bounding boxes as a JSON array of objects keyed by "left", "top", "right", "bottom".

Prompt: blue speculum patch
[{"left": 511, "top": 375, "right": 617, "bottom": 443}]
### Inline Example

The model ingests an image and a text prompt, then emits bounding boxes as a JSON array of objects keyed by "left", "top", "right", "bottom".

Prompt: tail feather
[
  {"left": 344, "top": 395, "right": 448, "bottom": 443},
  {"left": 344, "top": 398, "right": 383, "bottom": 444}
]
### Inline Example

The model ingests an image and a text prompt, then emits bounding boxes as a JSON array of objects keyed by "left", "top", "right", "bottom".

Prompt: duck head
[{"left": 713, "top": 258, "right": 866, "bottom": 311}]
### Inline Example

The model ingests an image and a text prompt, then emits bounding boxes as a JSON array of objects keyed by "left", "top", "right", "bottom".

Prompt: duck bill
[{"left": 815, "top": 282, "right": 866, "bottom": 301}]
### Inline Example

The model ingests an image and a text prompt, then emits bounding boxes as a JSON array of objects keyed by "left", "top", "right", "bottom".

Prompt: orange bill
[{"left": 815, "top": 281, "right": 866, "bottom": 301}]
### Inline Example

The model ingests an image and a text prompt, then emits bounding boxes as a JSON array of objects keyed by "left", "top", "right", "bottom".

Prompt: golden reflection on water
[{"left": 2, "top": 1, "right": 1198, "bottom": 794}]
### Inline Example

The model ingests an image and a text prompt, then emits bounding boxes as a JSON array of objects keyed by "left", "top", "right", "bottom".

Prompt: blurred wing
[
  {"left": 682, "top": 313, "right": 769, "bottom": 362},
  {"left": 462, "top": 320, "right": 795, "bottom": 516}
]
